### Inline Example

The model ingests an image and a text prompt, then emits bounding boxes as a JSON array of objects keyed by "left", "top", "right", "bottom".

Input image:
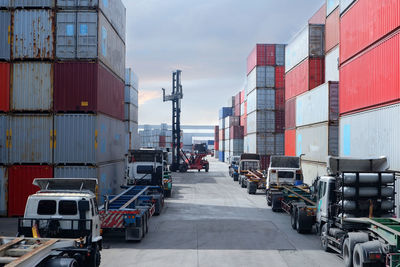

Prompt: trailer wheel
[
  {"left": 205, "top": 164, "right": 209, "bottom": 172},
  {"left": 271, "top": 195, "right": 281, "bottom": 212},
  {"left": 296, "top": 208, "right": 312, "bottom": 234},
  {"left": 291, "top": 208, "right": 297, "bottom": 230},
  {"left": 353, "top": 241, "right": 383, "bottom": 267},
  {"left": 45, "top": 258, "right": 79, "bottom": 267},
  {"left": 241, "top": 179, "right": 246, "bottom": 188},
  {"left": 266, "top": 191, "right": 272, "bottom": 206},
  {"left": 247, "top": 182, "right": 257, "bottom": 194},
  {"left": 343, "top": 233, "right": 370, "bottom": 267},
  {"left": 233, "top": 173, "right": 238, "bottom": 181},
  {"left": 320, "top": 224, "right": 331, "bottom": 252},
  {"left": 238, "top": 177, "right": 242, "bottom": 185}
]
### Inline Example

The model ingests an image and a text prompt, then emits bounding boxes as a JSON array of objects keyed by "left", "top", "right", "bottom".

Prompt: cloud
[{"left": 139, "top": 90, "right": 161, "bottom": 106}]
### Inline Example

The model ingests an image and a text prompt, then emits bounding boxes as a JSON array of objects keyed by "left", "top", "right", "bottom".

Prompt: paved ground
[{"left": 101, "top": 158, "right": 342, "bottom": 267}]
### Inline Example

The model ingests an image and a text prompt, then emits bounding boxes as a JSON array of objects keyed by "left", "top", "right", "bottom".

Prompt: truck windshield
[{"left": 241, "top": 161, "right": 258, "bottom": 171}]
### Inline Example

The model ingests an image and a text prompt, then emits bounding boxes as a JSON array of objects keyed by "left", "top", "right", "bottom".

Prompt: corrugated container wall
[
  {"left": 125, "top": 68, "right": 139, "bottom": 89},
  {"left": 9, "top": 115, "right": 53, "bottom": 164},
  {"left": 275, "top": 44, "right": 285, "bottom": 66},
  {"left": 340, "top": 103, "right": 400, "bottom": 171},
  {"left": 247, "top": 88, "right": 275, "bottom": 113},
  {"left": 124, "top": 103, "right": 138, "bottom": 123},
  {"left": 285, "top": 129, "right": 296, "bottom": 156},
  {"left": 54, "top": 62, "right": 124, "bottom": 120},
  {"left": 12, "top": 62, "right": 53, "bottom": 111},
  {"left": 285, "top": 58, "right": 325, "bottom": 100},
  {"left": 0, "top": 166, "right": 6, "bottom": 216},
  {"left": 124, "top": 86, "right": 138, "bottom": 105},
  {"left": 325, "top": 7, "right": 339, "bottom": 53},
  {"left": 8, "top": 165, "right": 53, "bottom": 217},
  {"left": 340, "top": 0, "right": 355, "bottom": 14},
  {"left": 55, "top": 11, "right": 125, "bottom": 79},
  {"left": 285, "top": 24, "right": 325, "bottom": 72},
  {"left": 285, "top": 98, "right": 296, "bottom": 129},
  {"left": 326, "top": 0, "right": 339, "bottom": 16},
  {"left": 275, "top": 66, "right": 285, "bottom": 89},
  {"left": 296, "top": 122, "right": 338, "bottom": 162},
  {"left": 247, "top": 110, "right": 275, "bottom": 134},
  {"left": 13, "top": 0, "right": 54, "bottom": 7},
  {"left": 340, "top": 0, "right": 400, "bottom": 63},
  {"left": 301, "top": 161, "right": 327, "bottom": 186},
  {"left": 54, "top": 114, "right": 125, "bottom": 164},
  {"left": 339, "top": 32, "right": 400, "bottom": 115},
  {"left": 219, "top": 107, "right": 232, "bottom": 119},
  {"left": 275, "top": 89, "right": 285, "bottom": 110},
  {"left": 0, "top": 63, "right": 10, "bottom": 112},
  {"left": 247, "top": 44, "right": 275, "bottom": 75},
  {"left": 308, "top": 3, "right": 326, "bottom": 24},
  {"left": 0, "top": 115, "right": 7, "bottom": 164},
  {"left": 0, "top": 11, "right": 10, "bottom": 60},
  {"left": 247, "top": 66, "right": 275, "bottom": 92},
  {"left": 0, "top": 1, "right": 10, "bottom": 8},
  {"left": 296, "top": 82, "right": 339, "bottom": 127},
  {"left": 12, "top": 10, "right": 54, "bottom": 60},
  {"left": 325, "top": 46, "right": 339, "bottom": 82},
  {"left": 246, "top": 133, "right": 275, "bottom": 155}
]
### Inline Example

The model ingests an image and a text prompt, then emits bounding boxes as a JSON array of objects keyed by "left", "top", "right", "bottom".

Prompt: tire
[
  {"left": 271, "top": 195, "right": 281, "bottom": 212},
  {"left": 86, "top": 243, "right": 101, "bottom": 267},
  {"left": 164, "top": 189, "right": 171, "bottom": 198},
  {"left": 241, "top": 179, "right": 246, "bottom": 188},
  {"left": 233, "top": 174, "right": 238, "bottom": 181},
  {"left": 291, "top": 207, "right": 297, "bottom": 230},
  {"left": 266, "top": 191, "right": 272, "bottom": 206},
  {"left": 247, "top": 182, "right": 257, "bottom": 194},
  {"left": 45, "top": 258, "right": 79, "bottom": 267},
  {"left": 238, "top": 177, "right": 242, "bottom": 185},
  {"left": 205, "top": 165, "right": 209, "bottom": 172},
  {"left": 296, "top": 208, "right": 312, "bottom": 234},
  {"left": 320, "top": 224, "right": 330, "bottom": 252},
  {"left": 353, "top": 241, "right": 383, "bottom": 267},
  {"left": 342, "top": 233, "right": 370, "bottom": 267},
  {"left": 179, "top": 164, "right": 188, "bottom": 173}
]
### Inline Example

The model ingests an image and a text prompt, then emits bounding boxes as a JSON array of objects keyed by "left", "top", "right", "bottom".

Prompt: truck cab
[
  {"left": 266, "top": 156, "right": 302, "bottom": 191},
  {"left": 126, "top": 149, "right": 164, "bottom": 187},
  {"left": 238, "top": 153, "right": 260, "bottom": 188},
  {"left": 229, "top": 156, "right": 241, "bottom": 181},
  {"left": 20, "top": 178, "right": 102, "bottom": 267}
]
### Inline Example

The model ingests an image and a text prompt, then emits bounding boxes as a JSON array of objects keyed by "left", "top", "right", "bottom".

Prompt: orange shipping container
[{"left": 285, "top": 129, "right": 296, "bottom": 156}]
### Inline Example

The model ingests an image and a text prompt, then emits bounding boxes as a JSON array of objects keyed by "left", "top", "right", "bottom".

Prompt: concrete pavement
[{"left": 101, "top": 157, "right": 342, "bottom": 267}]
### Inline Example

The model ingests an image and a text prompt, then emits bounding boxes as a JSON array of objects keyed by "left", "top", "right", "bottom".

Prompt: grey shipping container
[
  {"left": 57, "top": 0, "right": 126, "bottom": 43},
  {"left": 56, "top": 11, "right": 125, "bottom": 80},
  {"left": 247, "top": 88, "right": 275, "bottom": 114},
  {"left": 54, "top": 114, "right": 126, "bottom": 164},
  {"left": 246, "top": 133, "right": 275, "bottom": 155},
  {"left": 0, "top": 115, "right": 7, "bottom": 164},
  {"left": 0, "top": 11, "right": 10, "bottom": 60},
  {"left": 54, "top": 161, "right": 125, "bottom": 204},
  {"left": 12, "top": 10, "right": 54, "bottom": 60},
  {"left": 247, "top": 66, "right": 275, "bottom": 93},
  {"left": 124, "top": 103, "right": 138, "bottom": 123},
  {"left": 0, "top": 0, "right": 10, "bottom": 8},
  {"left": 275, "top": 44, "right": 285, "bottom": 66},
  {"left": 13, "top": 0, "right": 55, "bottom": 8},
  {"left": 296, "top": 122, "right": 338, "bottom": 162},
  {"left": 12, "top": 62, "right": 53, "bottom": 111},
  {"left": 124, "top": 85, "right": 138, "bottom": 105},
  {"left": 0, "top": 166, "right": 6, "bottom": 216},
  {"left": 247, "top": 110, "right": 275, "bottom": 134},
  {"left": 125, "top": 68, "right": 139, "bottom": 89},
  {"left": 9, "top": 114, "right": 53, "bottom": 164}
]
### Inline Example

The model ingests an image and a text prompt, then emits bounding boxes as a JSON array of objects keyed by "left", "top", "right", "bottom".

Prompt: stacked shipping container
[
  {"left": 218, "top": 107, "right": 232, "bottom": 162},
  {"left": 0, "top": 0, "right": 128, "bottom": 216},
  {"left": 338, "top": 0, "right": 400, "bottom": 177},
  {"left": 244, "top": 44, "right": 285, "bottom": 161},
  {"left": 125, "top": 68, "right": 139, "bottom": 151}
]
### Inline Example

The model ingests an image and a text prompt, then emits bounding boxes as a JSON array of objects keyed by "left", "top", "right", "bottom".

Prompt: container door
[
  {"left": 0, "top": 115, "right": 8, "bottom": 164},
  {"left": 77, "top": 12, "right": 98, "bottom": 59},
  {"left": 56, "top": 12, "right": 77, "bottom": 59}
]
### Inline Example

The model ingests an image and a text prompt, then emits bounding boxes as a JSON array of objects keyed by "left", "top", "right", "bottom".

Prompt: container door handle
[
  {"left": 50, "top": 130, "right": 53, "bottom": 149},
  {"left": 8, "top": 129, "right": 12, "bottom": 149},
  {"left": 95, "top": 130, "right": 98, "bottom": 149},
  {"left": 53, "top": 129, "right": 57, "bottom": 149},
  {"left": 5, "top": 130, "right": 8, "bottom": 148}
]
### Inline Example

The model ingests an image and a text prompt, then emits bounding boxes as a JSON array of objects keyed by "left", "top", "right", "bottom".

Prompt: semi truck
[
  {"left": 270, "top": 156, "right": 400, "bottom": 267},
  {"left": 228, "top": 156, "right": 240, "bottom": 180},
  {"left": 237, "top": 153, "right": 260, "bottom": 185}
]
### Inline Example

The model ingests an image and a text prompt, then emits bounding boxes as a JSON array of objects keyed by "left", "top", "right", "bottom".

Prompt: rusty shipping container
[
  {"left": 0, "top": 63, "right": 9, "bottom": 112},
  {"left": 13, "top": 0, "right": 54, "bottom": 8},
  {"left": 54, "top": 62, "right": 124, "bottom": 120},
  {"left": 12, "top": 9, "right": 54, "bottom": 60},
  {"left": 8, "top": 165, "right": 53, "bottom": 217},
  {"left": 56, "top": 11, "right": 125, "bottom": 80},
  {"left": 325, "top": 7, "right": 339, "bottom": 53},
  {"left": 54, "top": 114, "right": 126, "bottom": 164},
  {"left": 9, "top": 114, "right": 53, "bottom": 164},
  {"left": 11, "top": 62, "right": 53, "bottom": 111},
  {"left": 0, "top": 11, "right": 10, "bottom": 60},
  {"left": 340, "top": 0, "right": 400, "bottom": 64},
  {"left": 0, "top": 115, "right": 7, "bottom": 164},
  {"left": 285, "top": 57, "right": 325, "bottom": 100},
  {"left": 340, "top": 31, "right": 400, "bottom": 115}
]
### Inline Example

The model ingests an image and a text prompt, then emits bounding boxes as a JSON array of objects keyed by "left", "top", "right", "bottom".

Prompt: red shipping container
[
  {"left": 285, "top": 58, "right": 325, "bottom": 100},
  {"left": 214, "top": 126, "right": 219, "bottom": 142},
  {"left": 275, "top": 66, "right": 285, "bottom": 89},
  {"left": 259, "top": 155, "right": 271, "bottom": 170},
  {"left": 8, "top": 165, "right": 53, "bottom": 217},
  {"left": 244, "top": 101, "right": 247, "bottom": 115},
  {"left": 340, "top": 0, "right": 400, "bottom": 64},
  {"left": 159, "top": 136, "right": 166, "bottom": 147},
  {"left": 285, "top": 129, "right": 296, "bottom": 156},
  {"left": 275, "top": 110, "right": 285, "bottom": 133},
  {"left": 54, "top": 62, "right": 124, "bottom": 120},
  {"left": 242, "top": 116, "right": 247, "bottom": 136},
  {"left": 285, "top": 98, "right": 296, "bottom": 129},
  {"left": 229, "top": 125, "right": 244, "bottom": 139},
  {"left": 214, "top": 141, "right": 219, "bottom": 151},
  {"left": 275, "top": 89, "right": 285, "bottom": 110},
  {"left": 340, "top": 31, "right": 400, "bottom": 114},
  {"left": 219, "top": 129, "right": 225, "bottom": 141},
  {"left": 235, "top": 92, "right": 241, "bottom": 106},
  {"left": 234, "top": 104, "right": 240, "bottom": 117},
  {"left": 240, "top": 90, "right": 245, "bottom": 104},
  {"left": 308, "top": 3, "right": 326, "bottom": 24},
  {"left": 326, "top": 8, "right": 339, "bottom": 53},
  {"left": 0, "top": 63, "right": 10, "bottom": 112},
  {"left": 247, "top": 44, "right": 276, "bottom": 75}
]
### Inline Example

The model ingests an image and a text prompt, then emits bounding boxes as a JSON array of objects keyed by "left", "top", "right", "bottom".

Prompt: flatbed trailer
[
  {"left": 245, "top": 170, "right": 265, "bottom": 194},
  {"left": 0, "top": 236, "right": 88, "bottom": 267},
  {"left": 99, "top": 185, "right": 163, "bottom": 241}
]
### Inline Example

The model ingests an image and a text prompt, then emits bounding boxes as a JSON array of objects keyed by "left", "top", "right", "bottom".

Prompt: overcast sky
[{"left": 121, "top": 0, "right": 324, "bottom": 126}]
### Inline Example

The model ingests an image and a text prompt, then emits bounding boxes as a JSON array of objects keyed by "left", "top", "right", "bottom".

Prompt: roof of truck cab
[{"left": 30, "top": 191, "right": 94, "bottom": 198}]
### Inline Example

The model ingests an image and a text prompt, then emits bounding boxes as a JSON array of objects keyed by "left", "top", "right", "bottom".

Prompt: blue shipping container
[
  {"left": 219, "top": 107, "right": 233, "bottom": 119},
  {"left": 219, "top": 151, "right": 225, "bottom": 162}
]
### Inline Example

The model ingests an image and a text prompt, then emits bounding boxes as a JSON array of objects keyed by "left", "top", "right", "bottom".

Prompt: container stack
[
  {"left": 229, "top": 92, "right": 244, "bottom": 159},
  {"left": 244, "top": 44, "right": 285, "bottom": 160},
  {"left": 218, "top": 107, "right": 232, "bottom": 162},
  {"left": 338, "top": 1, "right": 400, "bottom": 172},
  {"left": 0, "top": 0, "right": 128, "bottom": 216},
  {"left": 139, "top": 124, "right": 176, "bottom": 149},
  {"left": 214, "top": 126, "right": 219, "bottom": 159},
  {"left": 125, "top": 68, "right": 139, "bottom": 151}
]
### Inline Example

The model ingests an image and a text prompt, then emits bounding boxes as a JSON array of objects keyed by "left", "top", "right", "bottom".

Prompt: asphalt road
[{"left": 101, "top": 157, "right": 342, "bottom": 267}]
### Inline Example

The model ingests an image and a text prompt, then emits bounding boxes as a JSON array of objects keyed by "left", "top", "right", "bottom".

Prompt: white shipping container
[
  {"left": 296, "top": 82, "right": 339, "bottom": 127},
  {"left": 285, "top": 24, "right": 325, "bottom": 73},
  {"left": 339, "top": 103, "right": 400, "bottom": 171},
  {"left": 340, "top": 0, "right": 355, "bottom": 14},
  {"left": 247, "top": 88, "right": 275, "bottom": 114},
  {"left": 327, "top": 0, "right": 340, "bottom": 16},
  {"left": 247, "top": 133, "right": 275, "bottom": 155},
  {"left": 219, "top": 118, "right": 225, "bottom": 130},
  {"left": 301, "top": 160, "right": 328, "bottom": 185},
  {"left": 225, "top": 127, "right": 230, "bottom": 140},
  {"left": 296, "top": 122, "right": 338, "bottom": 162},
  {"left": 247, "top": 66, "right": 275, "bottom": 93},
  {"left": 224, "top": 139, "right": 230, "bottom": 152},
  {"left": 240, "top": 102, "right": 245, "bottom": 116},
  {"left": 219, "top": 140, "right": 224, "bottom": 151},
  {"left": 247, "top": 110, "right": 275, "bottom": 134},
  {"left": 224, "top": 117, "right": 229, "bottom": 129},
  {"left": 325, "top": 46, "right": 339, "bottom": 82},
  {"left": 230, "top": 139, "right": 244, "bottom": 154}
]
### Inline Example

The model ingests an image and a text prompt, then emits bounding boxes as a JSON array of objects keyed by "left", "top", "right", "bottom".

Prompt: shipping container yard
[{"left": 0, "top": 0, "right": 399, "bottom": 266}]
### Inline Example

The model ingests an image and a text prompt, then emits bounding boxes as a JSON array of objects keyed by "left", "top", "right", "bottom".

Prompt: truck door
[{"left": 316, "top": 180, "right": 328, "bottom": 223}]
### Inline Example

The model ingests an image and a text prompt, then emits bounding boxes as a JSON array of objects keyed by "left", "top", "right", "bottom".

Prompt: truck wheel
[
  {"left": 141, "top": 217, "right": 146, "bottom": 238},
  {"left": 296, "top": 208, "right": 312, "bottom": 234},
  {"left": 238, "top": 177, "right": 242, "bottom": 185},
  {"left": 266, "top": 191, "right": 272, "bottom": 206},
  {"left": 353, "top": 241, "right": 383, "bottom": 267},
  {"left": 247, "top": 182, "right": 257, "bottom": 194},
  {"left": 205, "top": 165, "right": 209, "bottom": 172},
  {"left": 291, "top": 208, "right": 297, "bottom": 230},
  {"left": 271, "top": 195, "right": 281, "bottom": 212},
  {"left": 320, "top": 224, "right": 331, "bottom": 252},
  {"left": 86, "top": 243, "right": 101, "bottom": 267},
  {"left": 241, "top": 180, "right": 246, "bottom": 188},
  {"left": 45, "top": 258, "right": 79, "bottom": 267},
  {"left": 343, "top": 233, "right": 370, "bottom": 267},
  {"left": 233, "top": 174, "right": 238, "bottom": 181}
]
